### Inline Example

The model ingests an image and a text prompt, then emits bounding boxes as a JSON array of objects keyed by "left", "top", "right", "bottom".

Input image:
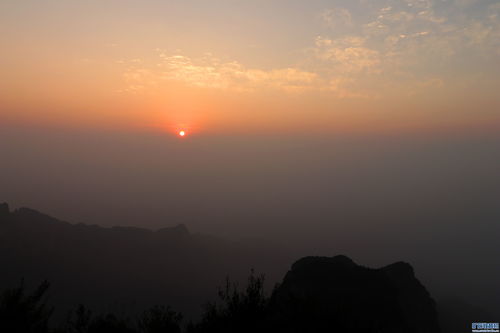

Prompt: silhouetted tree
[
  {"left": 138, "top": 305, "right": 182, "bottom": 333},
  {"left": 0, "top": 280, "right": 53, "bottom": 333},
  {"left": 86, "top": 313, "right": 135, "bottom": 333},
  {"left": 0, "top": 256, "right": 441, "bottom": 333},
  {"left": 56, "top": 304, "right": 92, "bottom": 333},
  {"left": 56, "top": 304, "right": 136, "bottom": 333},
  {"left": 188, "top": 270, "right": 269, "bottom": 333}
]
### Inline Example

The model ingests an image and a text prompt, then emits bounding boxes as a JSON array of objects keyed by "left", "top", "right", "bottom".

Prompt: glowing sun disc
[{"left": 179, "top": 130, "right": 186, "bottom": 137}]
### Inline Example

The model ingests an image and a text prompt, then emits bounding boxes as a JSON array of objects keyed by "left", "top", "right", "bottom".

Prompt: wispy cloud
[
  {"left": 119, "top": 0, "right": 499, "bottom": 99},
  {"left": 313, "top": 36, "right": 381, "bottom": 74},
  {"left": 121, "top": 53, "right": 318, "bottom": 94},
  {"left": 320, "top": 8, "right": 352, "bottom": 28}
]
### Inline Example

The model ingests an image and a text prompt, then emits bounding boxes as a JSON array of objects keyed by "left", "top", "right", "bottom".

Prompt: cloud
[
  {"left": 122, "top": 53, "right": 318, "bottom": 94},
  {"left": 118, "top": 0, "right": 499, "bottom": 99},
  {"left": 404, "top": 0, "right": 432, "bottom": 9},
  {"left": 453, "top": 0, "right": 480, "bottom": 8},
  {"left": 119, "top": 47, "right": 384, "bottom": 99},
  {"left": 314, "top": 36, "right": 381, "bottom": 74},
  {"left": 320, "top": 8, "right": 352, "bottom": 28}
]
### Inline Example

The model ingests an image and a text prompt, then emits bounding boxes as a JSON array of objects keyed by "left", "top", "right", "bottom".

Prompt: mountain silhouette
[
  {"left": 0, "top": 203, "right": 481, "bottom": 332},
  {"left": 0, "top": 203, "right": 289, "bottom": 319},
  {"left": 269, "top": 255, "right": 440, "bottom": 333}
]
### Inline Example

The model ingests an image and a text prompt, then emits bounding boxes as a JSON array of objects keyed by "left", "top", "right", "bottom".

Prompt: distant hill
[
  {"left": 0, "top": 203, "right": 491, "bottom": 332},
  {"left": 0, "top": 203, "right": 289, "bottom": 319}
]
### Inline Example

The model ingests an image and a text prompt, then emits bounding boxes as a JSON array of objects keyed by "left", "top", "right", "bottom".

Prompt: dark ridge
[
  {"left": 381, "top": 261, "right": 415, "bottom": 278},
  {"left": 10, "top": 207, "right": 72, "bottom": 228},
  {"left": 157, "top": 224, "right": 189, "bottom": 236},
  {"left": 0, "top": 203, "right": 280, "bottom": 321},
  {"left": 291, "top": 254, "right": 356, "bottom": 271},
  {"left": 273, "top": 255, "right": 441, "bottom": 333},
  {"left": 1, "top": 203, "right": 188, "bottom": 235},
  {"left": 0, "top": 204, "right": 456, "bottom": 332},
  {"left": 0, "top": 202, "right": 9, "bottom": 218}
]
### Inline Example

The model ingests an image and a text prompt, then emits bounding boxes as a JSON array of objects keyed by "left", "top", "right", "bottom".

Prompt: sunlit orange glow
[{"left": 0, "top": 1, "right": 498, "bottom": 135}]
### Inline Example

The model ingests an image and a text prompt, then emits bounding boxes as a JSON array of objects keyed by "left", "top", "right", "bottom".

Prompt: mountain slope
[
  {"left": 0, "top": 203, "right": 288, "bottom": 319},
  {"left": 270, "top": 255, "right": 440, "bottom": 333}
]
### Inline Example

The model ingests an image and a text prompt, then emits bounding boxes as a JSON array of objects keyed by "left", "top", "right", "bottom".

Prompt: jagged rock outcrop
[{"left": 270, "top": 255, "right": 440, "bottom": 333}]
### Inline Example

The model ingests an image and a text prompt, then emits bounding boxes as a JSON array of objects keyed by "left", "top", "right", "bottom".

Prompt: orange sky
[{"left": 1, "top": 0, "right": 499, "bottom": 136}]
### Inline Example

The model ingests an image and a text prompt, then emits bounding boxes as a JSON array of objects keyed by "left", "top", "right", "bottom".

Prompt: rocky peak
[
  {"left": 272, "top": 255, "right": 440, "bottom": 333},
  {"left": 291, "top": 254, "right": 356, "bottom": 271}
]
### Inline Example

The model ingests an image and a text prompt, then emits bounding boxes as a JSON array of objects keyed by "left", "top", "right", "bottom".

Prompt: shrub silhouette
[
  {"left": 58, "top": 305, "right": 135, "bottom": 333},
  {"left": 56, "top": 304, "right": 93, "bottom": 333},
  {"left": 86, "top": 313, "right": 135, "bottom": 333},
  {"left": 0, "top": 261, "right": 440, "bottom": 333},
  {"left": 187, "top": 270, "right": 270, "bottom": 333},
  {"left": 57, "top": 303, "right": 182, "bottom": 333},
  {"left": 0, "top": 280, "right": 53, "bottom": 333},
  {"left": 138, "top": 305, "right": 183, "bottom": 333}
]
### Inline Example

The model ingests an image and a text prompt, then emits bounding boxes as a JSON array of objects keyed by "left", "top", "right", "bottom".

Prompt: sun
[{"left": 179, "top": 130, "right": 186, "bottom": 137}]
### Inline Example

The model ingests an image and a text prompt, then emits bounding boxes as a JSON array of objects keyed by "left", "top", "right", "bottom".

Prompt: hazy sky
[
  {"left": 1, "top": 0, "right": 499, "bottom": 134},
  {"left": 1, "top": 0, "right": 500, "bottom": 312}
]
